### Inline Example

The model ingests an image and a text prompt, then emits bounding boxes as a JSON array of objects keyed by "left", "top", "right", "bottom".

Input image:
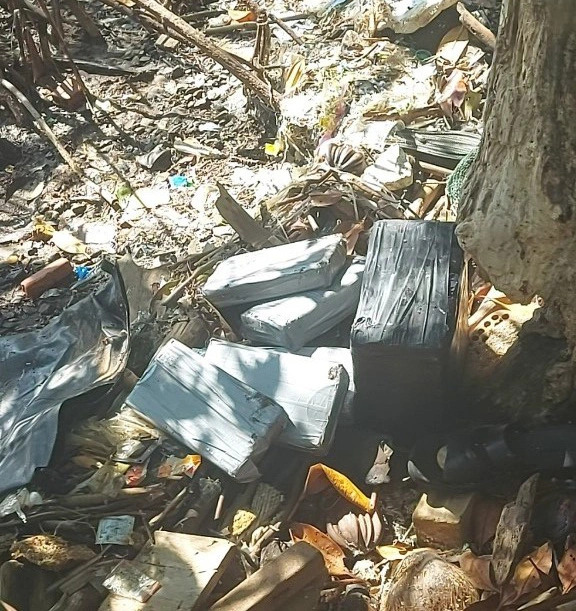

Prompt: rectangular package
[
  {"left": 125, "top": 339, "right": 287, "bottom": 482},
  {"left": 204, "top": 340, "right": 349, "bottom": 454},
  {"left": 240, "top": 258, "right": 365, "bottom": 351},
  {"left": 350, "top": 220, "right": 465, "bottom": 440},
  {"left": 202, "top": 235, "right": 347, "bottom": 308}
]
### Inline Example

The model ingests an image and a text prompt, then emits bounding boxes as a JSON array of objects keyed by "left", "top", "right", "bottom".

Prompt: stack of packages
[
  {"left": 125, "top": 236, "right": 365, "bottom": 481},
  {"left": 125, "top": 224, "right": 466, "bottom": 480}
]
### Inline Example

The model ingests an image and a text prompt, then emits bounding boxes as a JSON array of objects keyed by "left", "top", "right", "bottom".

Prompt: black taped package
[{"left": 350, "top": 220, "right": 467, "bottom": 440}]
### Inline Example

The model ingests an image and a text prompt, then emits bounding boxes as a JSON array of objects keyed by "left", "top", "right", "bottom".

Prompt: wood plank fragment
[
  {"left": 491, "top": 474, "right": 539, "bottom": 587},
  {"left": 98, "top": 532, "right": 236, "bottom": 610},
  {"left": 215, "top": 183, "right": 283, "bottom": 248},
  {"left": 210, "top": 541, "right": 328, "bottom": 611}
]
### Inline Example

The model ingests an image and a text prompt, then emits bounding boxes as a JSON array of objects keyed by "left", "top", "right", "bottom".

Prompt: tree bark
[{"left": 456, "top": 0, "right": 576, "bottom": 340}]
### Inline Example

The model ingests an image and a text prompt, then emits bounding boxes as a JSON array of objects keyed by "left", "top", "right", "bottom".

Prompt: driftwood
[
  {"left": 100, "top": 0, "right": 279, "bottom": 110},
  {"left": 456, "top": 2, "right": 495, "bottom": 50}
]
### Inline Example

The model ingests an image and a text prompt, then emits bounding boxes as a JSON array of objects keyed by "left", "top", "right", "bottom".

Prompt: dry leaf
[
  {"left": 558, "top": 545, "right": 576, "bottom": 594},
  {"left": 500, "top": 542, "right": 553, "bottom": 606},
  {"left": 376, "top": 542, "right": 414, "bottom": 563},
  {"left": 284, "top": 57, "right": 306, "bottom": 95},
  {"left": 290, "top": 522, "right": 352, "bottom": 576},
  {"left": 32, "top": 220, "right": 55, "bottom": 242},
  {"left": 51, "top": 230, "right": 86, "bottom": 255},
  {"left": 437, "top": 69, "right": 467, "bottom": 116},
  {"left": 228, "top": 8, "right": 255, "bottom": 22},
  {"left": 459, "top": 550, "right": 496, "bottom": 592},
  {"left": 309, "top": 191, "right": 343, "bottom": 207},
  {"left": 471, "top": 496, "right": 504, "bottom": 550},
  {"left": 437, "top": 25, "right": 469, "bottom": 65},
  {"left": 343, "top": 219, "right": 366, "bottom": 255},
  {"left": 303, "top": 464, "right": 374, "bottom": 513}
]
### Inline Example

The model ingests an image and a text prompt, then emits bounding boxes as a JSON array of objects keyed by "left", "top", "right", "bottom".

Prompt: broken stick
[
  {"left": 102, "top": 0, "right": 279, "bottom": 110},
  {"left": 456, "top": 3, "right": 496, "bottom": 50}
]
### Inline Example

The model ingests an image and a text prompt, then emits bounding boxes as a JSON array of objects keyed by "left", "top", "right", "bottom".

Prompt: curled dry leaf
[
  {"left": 500, "top": 542, "right": 553, "bottom": 607},
  {"left": 343, "top": 219, "right": 366, "bottom": 255},
  {"left": 459, "top": 550, "right": 496, "bottom": 592},
  {"left": 227, "top": 9, "right": 255, "bottom": 22},
  {"left": 290, "top": 522, "right": 352, "bottom": 577},
  {"left": 558, "top": 544, "right": 576, "bottom": 594},
  {"left": 303, "top": 464, "right": 374, "bottom": 513},
  {"left": 437, "top": 69, "right": 467, "bottom": 117},
  {"left": 284, "top": 57, "right": 306, "bottom": 95}
]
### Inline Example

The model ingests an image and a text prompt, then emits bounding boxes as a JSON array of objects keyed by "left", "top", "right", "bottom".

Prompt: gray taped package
[
  {"left": 204, "top": 339, "right": 349, "bottom": 454},
  {"left": 202, "top": 234, "right": 347, "bottom": 308},
  {"left": 125, "top": 339, "right": 287, "bottom": 482},
  {"left": 239, "top": 257, "right": 365, "bottom": 351}
]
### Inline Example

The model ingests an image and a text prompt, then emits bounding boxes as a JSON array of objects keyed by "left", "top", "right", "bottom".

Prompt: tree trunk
[{"left": 456, "top": 0, "right": 576, "bottom": 340}]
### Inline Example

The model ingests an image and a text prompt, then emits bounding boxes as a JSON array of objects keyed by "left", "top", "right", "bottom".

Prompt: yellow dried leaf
[
  {"left": 228, "top": 9, "right": 255, "bottom": 22},
  {"left": 304, "top": 464, "right": 374, "bottom": 513},
  {"left": 32, "top": 220, "right": 55, "bottom": 242},
  {"left": 376, "top": 542, "right": 414, "bottom": 562}
]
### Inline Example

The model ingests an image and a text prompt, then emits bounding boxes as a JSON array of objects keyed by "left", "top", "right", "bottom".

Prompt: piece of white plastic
[{"left": 379, "top": 0, "right": 459, "bottom": 34}]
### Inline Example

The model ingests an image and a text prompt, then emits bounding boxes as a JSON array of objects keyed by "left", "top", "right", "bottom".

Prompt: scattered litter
[
  {"left": 96, "top": 515, "right": 136, "bottom": 545},
  {"left": 168, "top": 175, "right": 192, "bottom": 188}
]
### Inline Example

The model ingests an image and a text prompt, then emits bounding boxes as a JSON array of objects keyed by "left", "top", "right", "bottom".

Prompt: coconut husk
[
  {"left": 381, "top": 550, "right": 479, "bottom": 611},
  {"left": 11, "top": 535, "right": 96, "bottom": 572}
]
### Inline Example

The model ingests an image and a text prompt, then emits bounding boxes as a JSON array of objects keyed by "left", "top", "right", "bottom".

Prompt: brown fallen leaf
[
  {"left": 228, "top": 8, "right": 255, "bottom": 22},
  {"left": 558, "top": 544, "right": 576, "bottom": 594},
  {"left": 437, "top": 24, "right": 469, "bottom": 65},
  {"left": 459, "top": 550, "right": 496, "bottom": 592},
  {"left": 437, "top": 69, "right": 467, "bottom": 117},
  {"left": 471, "top": 496, "right": 504, "bottom": 551},
  {"left": 343, "top": 219, "right": 366, "bottom": 255},
  {"left": 290, "top": 522, "right": 352, "bottom": 577},
  {"left": 500, "top": 542, "right": 553, "bottom": 607}
]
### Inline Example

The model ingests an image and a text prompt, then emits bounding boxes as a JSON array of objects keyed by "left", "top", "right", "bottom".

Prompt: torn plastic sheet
[{"left": 0, "top": 266, "right": 129, "bottom": 495}]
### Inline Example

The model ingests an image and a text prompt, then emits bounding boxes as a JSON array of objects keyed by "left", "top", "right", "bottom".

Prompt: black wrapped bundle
[{"left": 351, "top": 220, "right": 467, "bottom": 441}]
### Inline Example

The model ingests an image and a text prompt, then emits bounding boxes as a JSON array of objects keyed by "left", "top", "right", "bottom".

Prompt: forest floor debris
[{"left": 3, "top": 0, "right": 576, "bottom": 610}]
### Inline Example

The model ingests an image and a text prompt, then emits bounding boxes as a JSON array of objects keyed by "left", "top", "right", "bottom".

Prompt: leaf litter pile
[{"left": 2, "top": 0, "right": 572, "bottom": 610}]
